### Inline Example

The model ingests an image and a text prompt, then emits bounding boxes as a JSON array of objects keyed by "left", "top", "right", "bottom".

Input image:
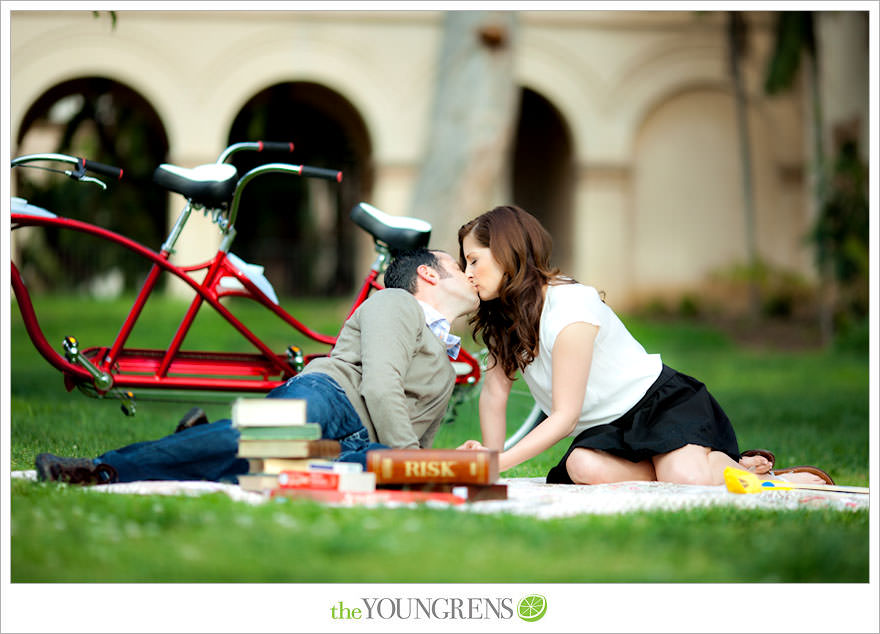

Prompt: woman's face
[{"left": 461, "top": 231, "right": 504, "bottom": 301}]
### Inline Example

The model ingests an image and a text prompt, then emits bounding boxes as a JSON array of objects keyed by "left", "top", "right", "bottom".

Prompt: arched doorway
[
  {"left": 510, "top": 87, "right": 575, "bottom": 271},
  {"left": 14, "top": 77, "right": 169, "bottom": 294},
  {"left": 227, "top": 82, "right": 373, "bottom": 296}
]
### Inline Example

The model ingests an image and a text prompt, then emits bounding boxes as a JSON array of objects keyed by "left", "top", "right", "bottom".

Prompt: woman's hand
[
  {"left": 457, "top": 439, "right": 487, "bottom": 450},
  {"left": 457, "top": 442, "right": 514, "bottom": 473},
  {"left": 456, "top": 440, "right": 486, "bottom": 449}
]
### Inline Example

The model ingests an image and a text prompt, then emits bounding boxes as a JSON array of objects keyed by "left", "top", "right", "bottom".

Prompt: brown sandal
[
  {"left": 772, "top": 465, "right": 835, "bottom": 485},
  {"left": 740, "top": 449, "right": 776, "bottom": 469}
]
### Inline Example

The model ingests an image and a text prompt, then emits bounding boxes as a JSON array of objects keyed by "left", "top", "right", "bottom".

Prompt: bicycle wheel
[
  {"left": 503, "top": 383, "right": 547, "bottom": 450},
  {"left": 504, "top": 402, "right": 547, "bottom": 450},
  {"left": 438, "top": 348, "right": 548, "bottom": 449}
]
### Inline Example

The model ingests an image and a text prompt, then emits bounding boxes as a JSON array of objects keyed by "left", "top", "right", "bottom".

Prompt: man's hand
[{"left": 456, "top": 439, "right": 486, "bottom": 450}]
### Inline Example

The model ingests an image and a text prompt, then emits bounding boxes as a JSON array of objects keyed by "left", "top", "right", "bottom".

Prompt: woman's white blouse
[{"left": 521, "top": 283, "right": 663, "bottom": 435}]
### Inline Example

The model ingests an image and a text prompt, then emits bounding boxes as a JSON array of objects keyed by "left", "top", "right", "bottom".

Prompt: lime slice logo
[{"left": 517, "top": 594, "right": 547, "bottom": 622}]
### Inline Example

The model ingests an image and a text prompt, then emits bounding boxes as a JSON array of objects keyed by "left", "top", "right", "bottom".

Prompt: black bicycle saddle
[
  {"left": 153, "top": 163, "right": 238, "bottom": 208},
  {"left": 349, "top": 202, "right": 432, "bottom": 251}
]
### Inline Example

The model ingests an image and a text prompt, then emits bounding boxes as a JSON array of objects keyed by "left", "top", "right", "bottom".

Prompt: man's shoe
[
  {"left": 175, "top": 406, "right": 209, "bottom": 433},
  {"left": 35, "top": 453, "right": 118, "bottom": 485}
]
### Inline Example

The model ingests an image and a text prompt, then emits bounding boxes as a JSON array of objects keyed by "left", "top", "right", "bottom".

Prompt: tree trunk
[
  {"left": 762, "top": 11, "right": 834, "bottom": 344},
  {"left": 407, "top": 11, "right": 520, "bottom": 254},
  {"left": 807, "top": 19, "right": 833, "bottom": 346},
  {"left": 727, "top": 11, "right": 761, "bottom": 321}
]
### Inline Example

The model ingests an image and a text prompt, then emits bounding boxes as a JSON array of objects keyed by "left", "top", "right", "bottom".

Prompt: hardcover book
[
  {"left": 277, "top": 469, "right": 376, "bottom": 492},
  {"left": 366, "top": 448, "right": 499, "bottom": 485},
  {"left": 237, "top": 423, "right": 322, "bottom": 440},
  {"left": 246, "top": 458, "right": 335, "bottom": 474},
  {"left": 270, "top": 488, "right": 466, "bottom": 506},
  {"left": 231, "top": 397, "right": 307, "bottom": 427},
  {"left": 238, "top": 473, "right": 280, "bottom": 492},
  {"left": 380, "top": 482, "right": 508, "bottom": 502},
  {"left": 307, "top": 461, "right": 363, "bottom": 474},
  {"left": 237, "top": 438, "right": 340, "bottom": 459}
]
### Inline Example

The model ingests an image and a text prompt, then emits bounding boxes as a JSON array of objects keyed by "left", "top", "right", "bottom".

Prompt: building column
[{"left": 573, "top": 162, "right": 634, "bottom": 310}]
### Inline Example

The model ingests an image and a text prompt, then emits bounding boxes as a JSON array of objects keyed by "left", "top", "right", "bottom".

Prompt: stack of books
[
  {"left": 268, "top": 447, "right": 507, "bottom": 506},
  {"left": 234, "top": 398, "right": 374, "bottom": 494},
  {"left": 233, "top": 399, "right": 506, "bottom": 506}
]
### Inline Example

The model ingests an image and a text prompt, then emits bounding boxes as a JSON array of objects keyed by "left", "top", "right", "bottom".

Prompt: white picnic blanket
[
  {"left": 467, "top": 477, "right": 869, "bottom": 518},
  {"left": 12, "top": 471, "right": 869, "bottom": 518}
]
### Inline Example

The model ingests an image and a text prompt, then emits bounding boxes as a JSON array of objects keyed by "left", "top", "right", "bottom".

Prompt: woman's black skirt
[{"left": 545, "top": 364, "right": 741, "bottom": 484}]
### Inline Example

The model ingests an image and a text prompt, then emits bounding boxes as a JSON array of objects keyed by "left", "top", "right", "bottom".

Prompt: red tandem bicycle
[{"left": 10, "top": 143, "right": 545, "bottom": 448}]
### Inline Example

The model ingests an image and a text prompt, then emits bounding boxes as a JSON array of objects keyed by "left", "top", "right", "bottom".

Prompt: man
[{"left": 35, "top": 248, "right": 479, "bottom": 484}]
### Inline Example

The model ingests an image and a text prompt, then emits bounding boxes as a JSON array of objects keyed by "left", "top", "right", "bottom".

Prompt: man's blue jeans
[{"left": 97, "top": 373, "right": 388, "bottom": 482}]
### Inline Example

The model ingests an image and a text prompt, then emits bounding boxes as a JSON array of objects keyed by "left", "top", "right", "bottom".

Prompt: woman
[{"left": 457, "top": 205, "right": 830, "bottom": 486}]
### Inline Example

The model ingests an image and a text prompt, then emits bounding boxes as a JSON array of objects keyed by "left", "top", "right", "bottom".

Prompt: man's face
[{"left": 433, "top": 251, "right": 479, "bottom": 313}]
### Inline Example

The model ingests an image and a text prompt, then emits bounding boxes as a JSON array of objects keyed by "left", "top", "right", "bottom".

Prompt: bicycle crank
[{"left": 62, "top": 335, "right": 114, "bottom": 391}]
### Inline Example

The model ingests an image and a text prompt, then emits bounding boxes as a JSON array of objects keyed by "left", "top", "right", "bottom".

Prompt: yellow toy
[{"left": 723, "top": 466, "right": 868, "bottom": 495}]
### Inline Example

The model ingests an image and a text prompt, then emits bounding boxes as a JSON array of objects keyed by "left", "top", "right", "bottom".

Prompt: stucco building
[{"left": 9, "top": 9, "right": 870, "bottom": 310}]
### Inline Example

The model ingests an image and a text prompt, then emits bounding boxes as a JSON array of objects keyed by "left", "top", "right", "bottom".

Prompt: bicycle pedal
[
  {"left": 286, "top": 345, "right": 304, "bottom": 373},
  {"left": 119, "top": 391, "right": 136, "bottom": 417},
  {"left": 62, "top": 335, "right": 79, "bottom": 362}
]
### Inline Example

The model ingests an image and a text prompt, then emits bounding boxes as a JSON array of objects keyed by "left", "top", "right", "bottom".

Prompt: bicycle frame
[{"left": 11, "top": 148, "right": 481, "bottom": 412}]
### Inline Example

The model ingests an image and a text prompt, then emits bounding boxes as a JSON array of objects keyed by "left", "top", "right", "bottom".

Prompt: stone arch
[
  {"left": 510, "top": 87, "right": 576, "bottom": 271},
  {"left": 10, "top": 24, "right": 182, "bottom": 151},
  {"left": 226, "top": 81, "right": 373, "bottom": 296},
  {"left": 16, "top": 76, "right": 168, "bottom": 156},
  {"left": 190, "top": 23, "right": 403, "bottom": 162},
  {"left": 13, "top": 76, "right": 170, "bottom": 293},
  {"left": 610, "top": 38, "right": 730, "bottom": 162},
  {"left": 515, "top": 32, "right": 602, "bottom": 162},
  {"left": 629, "top": 84, "right": 807, "bottom": 307}
]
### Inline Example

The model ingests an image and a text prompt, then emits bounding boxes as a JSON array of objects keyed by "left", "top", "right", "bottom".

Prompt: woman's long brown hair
[{"left": 458, "top": 205, "right": 573, "bottom": 380}]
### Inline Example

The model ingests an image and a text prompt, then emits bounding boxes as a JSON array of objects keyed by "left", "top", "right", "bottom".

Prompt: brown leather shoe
[
  {"left": 35, "top": 453, "right": 118, "bottom": 485},
  {"left": 772, "top": 465, "right": 835, "bottom": 485},
  {"left": 174, "top": 406, "right": 209, "bottom": 433}
]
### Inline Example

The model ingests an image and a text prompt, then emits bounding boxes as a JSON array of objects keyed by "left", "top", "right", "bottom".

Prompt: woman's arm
[
  {"left": 497, "top": 321, "right": 598, "bottom": 471},
  {"left": 457, "top": 357, "right": 512, "bottom": 451},
  {"left": 478, "top": 359, "right": 513, "bottom": 451}
]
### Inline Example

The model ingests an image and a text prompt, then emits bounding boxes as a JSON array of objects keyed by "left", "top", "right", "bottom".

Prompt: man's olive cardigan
[{"left": 302, "top": 288, "right": 455, "bottom": 449}]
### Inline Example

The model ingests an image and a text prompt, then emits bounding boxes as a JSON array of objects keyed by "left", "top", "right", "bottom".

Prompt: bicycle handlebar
[
  {"left": 12, "top": 153, "right": 77, "bottom": 169},
  {"left": 78, "top": 158, "right": 123, "bottom": 180},
  {"left": 300, "top": 165, "right": 344, "bottom": 183},
  {"left": 12, "top": 153, "right": 124, "bottom": 180},
  {"left": 218, "top": 141, "right": 295, "bottom": 163},
  {"left": 13, "top": 149, "right": 343, "bottom": 239},
  {"left": 224, "top": 162, "right": 343, "bottom": 233},
  {"left": 259, "top": 141, "right": 295, "bottom": 153}
]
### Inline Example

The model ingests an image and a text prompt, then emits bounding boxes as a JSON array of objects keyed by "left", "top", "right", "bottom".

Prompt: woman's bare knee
[
  {"left": 566, "top": 449, "right": 604, "bottom": 484},
  {"left": 653, "top": 445, "right": 715, "bottom": 485},
  {"left": 655, "top": 463, "right": 709, "bottom": 486},
  {"left": 566, "top": 448, "right": 654, "bottom": 484}
]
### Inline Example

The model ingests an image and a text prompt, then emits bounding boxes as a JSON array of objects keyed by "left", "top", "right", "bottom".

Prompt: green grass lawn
[{"left": 7, "top": 293, "right": 871, "bottom": 584}]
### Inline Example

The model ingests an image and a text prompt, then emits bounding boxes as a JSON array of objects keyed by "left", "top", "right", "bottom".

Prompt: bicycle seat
[
  {"left": 11, "top": 197, "right": 56, "bottom": 218},
  {"left": 350, "top": 202, "right": 431, "bottom": 251},
  {"left": 153, "top": 163, "right": 238, "bottom": 208}
]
